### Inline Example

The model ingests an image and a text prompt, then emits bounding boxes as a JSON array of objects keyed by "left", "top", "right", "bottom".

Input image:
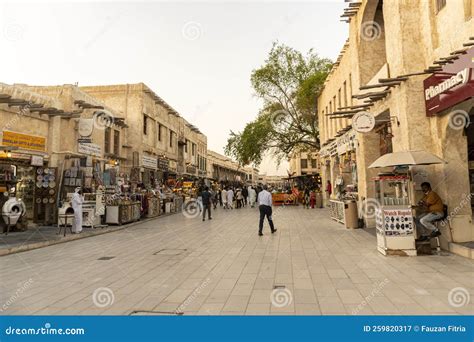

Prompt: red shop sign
[{"left": 424, "top": 46, "right": 474, "bottom": 117}]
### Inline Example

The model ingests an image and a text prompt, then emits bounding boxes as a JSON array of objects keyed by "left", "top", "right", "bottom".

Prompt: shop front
[
  {"left": 423, "top": 46, "right": 474, "bottom": 246},
  {"left": 0, "top": 131, "right": 51, "bottom": 229}
]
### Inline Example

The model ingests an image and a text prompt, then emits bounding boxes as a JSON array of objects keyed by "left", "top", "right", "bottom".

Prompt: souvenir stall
[
  {"left": 105, "top": 195, "right": 141, "bottom": 225},
  {"left": 58, "top": 154, "right": 107, "bottom": 228},
  {"left": 0, "top": 153, "right": 54, "bottom": 229}
]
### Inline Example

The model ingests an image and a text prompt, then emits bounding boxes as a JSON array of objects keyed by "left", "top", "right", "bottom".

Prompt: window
[
  {"left": 338, "top": 89, "right": 341, "bottom": 109},
  {"left": 104, "top": 128, "right": 111, "bottom": 154},
  {"left": 300, "top": 159, "right": 308, "bottom": 169},
  {"left": 184, "top": 139, "right": 188, "bottom": 153},
  {"left": 169, "top": 130, "right": 174, "bottom": 148},
  {"left": 311, "top": 159, "right": 317, "bottom": 169},
  {"left": 343, "top": 81, "right": 348, "bottom": 107},
  {"left": 143, "top": 115, "right": 148, "bottom": 135},
  {"left": 192, "top": 143, "right": 196, "bottom": 156},
  {"left": 113, "top": 130, "right": 120, "bottom": 155},
  {"left": 436, "top": 0, "right": 446, "bottom": 13},
  {"left": 157, "top": 124, "right": 162, "bottom": 142}
]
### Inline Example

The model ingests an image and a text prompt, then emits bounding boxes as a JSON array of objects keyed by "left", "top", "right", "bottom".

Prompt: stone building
[
  {"left": 317, "top": 0, "right": 473, "bottom": 256},
  {"left": 80, "top": 83, "right": 207, "bottom": 183},
  {"left": 0, "top": 83, "right": 127, "bottom": 225},
  {"left": 206, "top": 150, "right": 247, "bottom": 183},
  {"left": 289, "top": 151, "right": 320, "bottom": 177}
]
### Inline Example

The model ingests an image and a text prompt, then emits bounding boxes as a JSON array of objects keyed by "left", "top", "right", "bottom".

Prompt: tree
[{"left": 225, "top": 42, "right": 332, "bottom": 166}]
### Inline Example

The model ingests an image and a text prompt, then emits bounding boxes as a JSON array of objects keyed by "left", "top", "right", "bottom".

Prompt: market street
[{"left": 0, "top": 206, "right": 472, "bottom": 316}]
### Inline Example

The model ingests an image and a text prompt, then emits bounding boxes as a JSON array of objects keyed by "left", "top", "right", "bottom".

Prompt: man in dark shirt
[{"left": 201, "top": 186, "right": 212, "bottom": 221}]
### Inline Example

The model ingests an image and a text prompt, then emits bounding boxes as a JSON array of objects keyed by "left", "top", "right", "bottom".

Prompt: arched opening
[{"left": 358, "top": 0, "right": 387, "bottom": 86}]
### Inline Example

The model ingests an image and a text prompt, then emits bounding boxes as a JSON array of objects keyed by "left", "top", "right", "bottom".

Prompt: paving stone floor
[{"left": 0, "top": 205, "right": 472, "bottom": 316}]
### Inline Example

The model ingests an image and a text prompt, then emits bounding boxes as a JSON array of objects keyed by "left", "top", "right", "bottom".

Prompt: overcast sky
[{"left": 0, "top": 0, "right": 347, "bottom": 175}]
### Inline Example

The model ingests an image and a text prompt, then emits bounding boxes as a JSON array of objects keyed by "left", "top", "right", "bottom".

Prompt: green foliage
[{"left": 225, "top": 42, "right": 332, "bottom": 166}]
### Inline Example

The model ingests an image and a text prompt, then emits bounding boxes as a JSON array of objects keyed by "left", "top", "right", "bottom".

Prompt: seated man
[{"left": 415, "top": 182, "right": 444, "bottom": 241}]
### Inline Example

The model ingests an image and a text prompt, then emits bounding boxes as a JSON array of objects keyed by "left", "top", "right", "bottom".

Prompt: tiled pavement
[{"left": 0, "top": 206, "right": 472, "bottom": 316}]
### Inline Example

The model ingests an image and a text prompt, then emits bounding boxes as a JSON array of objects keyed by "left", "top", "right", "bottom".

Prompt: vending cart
[{"left": 374, "top": 174, "right": 417, "bottom": 256}]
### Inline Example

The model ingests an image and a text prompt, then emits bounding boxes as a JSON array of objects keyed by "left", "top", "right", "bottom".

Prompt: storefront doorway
[{"left": 467, "top": 109, "right": 474, "bottom": 214}]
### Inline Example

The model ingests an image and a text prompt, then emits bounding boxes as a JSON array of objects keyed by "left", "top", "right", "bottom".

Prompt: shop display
[{"left": 106, "top": 199, "right": 141, "bottom": 225}]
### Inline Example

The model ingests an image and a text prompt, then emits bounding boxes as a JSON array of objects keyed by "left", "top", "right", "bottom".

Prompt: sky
[{"left": 0, "top": 0, "right": 347, "bottom": 175}]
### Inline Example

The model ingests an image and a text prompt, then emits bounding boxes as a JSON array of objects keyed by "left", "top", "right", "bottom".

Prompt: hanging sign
[
  {"left": 352, "top": 112, "right": 375, "bottom": 133},
  {"left": 78, "top": 119, "right": 94, "bottom": 137},
  {"left": 78, "top": 142, "right": 102, "bottom": 157},
  {"left": 142, "top": 155, "right": 158, "bottom": 169}
]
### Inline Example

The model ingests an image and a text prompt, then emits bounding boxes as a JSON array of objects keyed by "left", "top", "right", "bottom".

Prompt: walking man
[
  {"left": 257, "top": 185, "right": 277, "bottom": 236},
  {"left": 242, "top": 186, "right": 248, "bottom": 206},
  {"left": 201, "top": 186, "right": 212, "bottom": 221}
]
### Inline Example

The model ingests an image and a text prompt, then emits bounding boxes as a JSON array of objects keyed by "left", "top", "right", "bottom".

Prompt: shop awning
[{"left": 369, "top": 150, "right": 446, "bottom": 168}]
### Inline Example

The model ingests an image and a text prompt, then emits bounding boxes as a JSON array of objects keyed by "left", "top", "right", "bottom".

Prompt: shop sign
[
  {"left": 352, "top": 112, "right": 375, "bottom": 133},
  {"left": 157, "top": 157, "right": 169, "bottom": 171},
  {"left": 78, "top": 142, "right": 102, "bottom": 157},
  {"left": 78, "top": 119, "right": 94, "bottom": 137},
  {"left": 168, "top": 160, "right": 177, "bottom": 172},
  {"left": 31, "top": 155, "right": 44, "bottom": 166},
  {"left": 337, "top": 130, "right": 356, "bottom": 155},
  {"left": 183, "top": 181, "right": 193, "bottom": 188},
  {"left": 2, "top": 131, "right": 46, "bottom": 152},
  {"left": 142, "top": 155, "right": 158, "bottom": 169},
  {"left": 424, "top": 46, "right": 474, "bottom": 116},
  {"left": 186, "top": 165, "right": 197, "bottom": 174}
]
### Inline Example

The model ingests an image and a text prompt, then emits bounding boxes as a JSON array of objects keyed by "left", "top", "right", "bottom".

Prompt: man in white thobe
[
  {"left": 221, "top": 188, "right": 228, "bottom": 209},
  {"left": 227, "top": 188, "right": 234, "bottom": 209},
  {"left": 71, "top": 187, "right": 84, "bottom": 234},
  {"left": 248, "top": 186, "right": 257, "bottom": 208}
]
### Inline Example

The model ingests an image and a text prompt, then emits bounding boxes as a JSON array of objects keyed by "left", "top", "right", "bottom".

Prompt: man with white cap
[{"left": 71, "top": 187, "right": 84, "bottom": 233}]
